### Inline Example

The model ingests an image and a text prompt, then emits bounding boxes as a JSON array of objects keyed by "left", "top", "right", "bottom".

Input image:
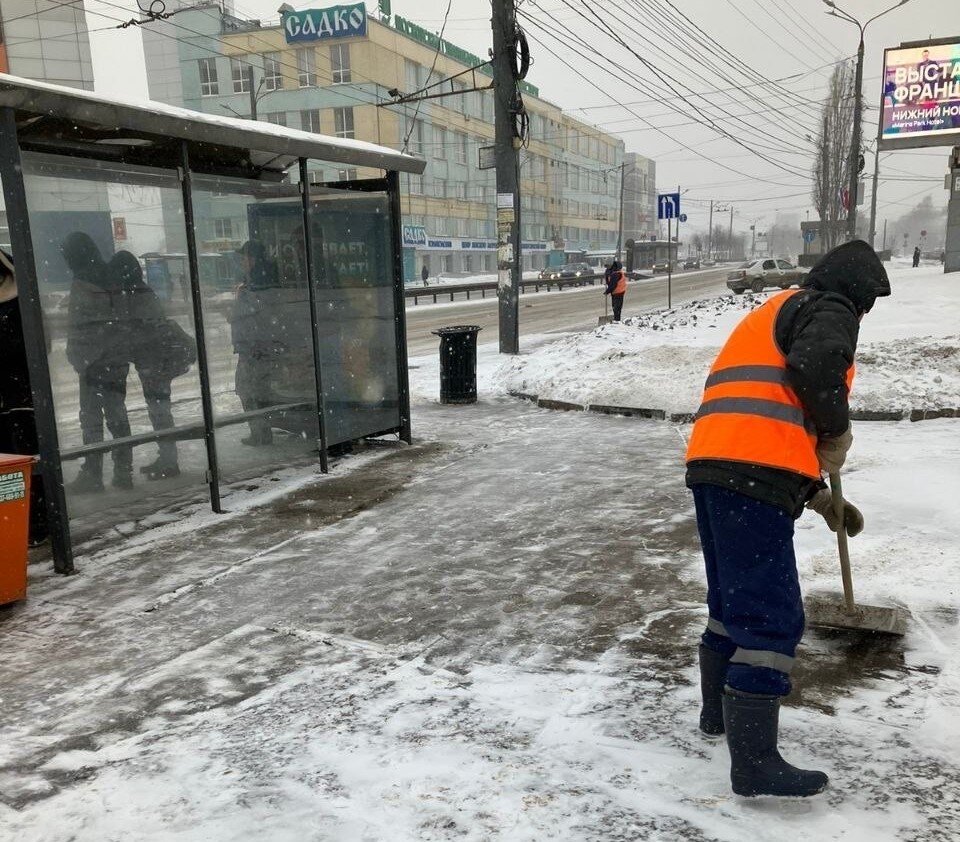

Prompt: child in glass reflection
[
  {"left": 232, "top": 240, "right": 280, "bottom": 447},
  {"left": 62, "top": 232, "right": 133, "bottom": 493}
]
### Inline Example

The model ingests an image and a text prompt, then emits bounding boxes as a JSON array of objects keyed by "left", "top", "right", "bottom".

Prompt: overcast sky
[{"left": 86, "top": 0, "right": 953, "bottom": 237}]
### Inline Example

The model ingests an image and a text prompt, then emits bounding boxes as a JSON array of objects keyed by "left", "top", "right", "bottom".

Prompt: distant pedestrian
[
  {"left": 0, "top": 249, "right": 47, "bottom": 545},
  {"left": 912, "top": 246, "right": 921, "bottom": 268},
  {"left": 421, "top": 264, "right": 430, "bottom": 286},
  {"left": 685, "top": 240, "right": 890, "bottom": 798},
  {"left": 603, "top": 260, "right": 627, "bottom": 321}
]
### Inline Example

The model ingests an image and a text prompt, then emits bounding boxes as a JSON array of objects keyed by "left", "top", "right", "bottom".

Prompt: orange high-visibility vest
[
  {"left": 685, "top": 290, "right": 854, "bottom": 479},
  {"left": 612, "top": 271, "right": 627, "bottom": 295}
]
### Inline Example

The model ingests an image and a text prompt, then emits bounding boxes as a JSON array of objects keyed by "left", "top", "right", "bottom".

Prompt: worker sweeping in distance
[{"left": 684, "top": 240, "right": 891, "bottom": 798}]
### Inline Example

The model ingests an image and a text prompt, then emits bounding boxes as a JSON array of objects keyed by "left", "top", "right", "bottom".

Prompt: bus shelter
[{"left": 0, "top": 74, "right": 425, "bottom": 575}]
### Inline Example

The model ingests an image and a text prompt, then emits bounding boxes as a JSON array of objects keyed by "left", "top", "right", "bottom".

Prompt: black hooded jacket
[{"left": 686, "top": 240, "right": 890, "bottom": 516}]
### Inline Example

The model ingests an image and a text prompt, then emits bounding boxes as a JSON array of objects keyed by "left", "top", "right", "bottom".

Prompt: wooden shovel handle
[{"left": 829, "top": 472, "right": 857, "bottom": 614}]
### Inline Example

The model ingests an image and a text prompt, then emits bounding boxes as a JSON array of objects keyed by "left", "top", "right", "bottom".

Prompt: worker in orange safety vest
[{"left": 685, "top": 240, "right": 890, "bottom": 798}]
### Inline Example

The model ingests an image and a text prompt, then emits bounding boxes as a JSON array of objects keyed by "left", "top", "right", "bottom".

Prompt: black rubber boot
[
  {"left": 698, "top": 644, "right": 729, "bottom": 736},
  {"left": 722, "top": 689, "right": 829, "bottom": 797}
]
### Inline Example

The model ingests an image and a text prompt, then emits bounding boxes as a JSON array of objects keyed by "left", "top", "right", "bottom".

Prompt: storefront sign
[
  {"left": 401, "top": 224, "right": 427, "bottom": 247},
  {"left": 400, "top": 232, "right": 547, "bottom": 252},
  {"left": 283, "top": 4, "right": 367, "bottom": 44}
]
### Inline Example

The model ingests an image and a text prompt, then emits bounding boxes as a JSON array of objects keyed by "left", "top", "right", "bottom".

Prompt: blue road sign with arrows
[
  {"left": 658, "top": 193, "right": 681, "bottom": 220},
  {"left": 803, "top": 229, "right": 816, "bottom": 243}
]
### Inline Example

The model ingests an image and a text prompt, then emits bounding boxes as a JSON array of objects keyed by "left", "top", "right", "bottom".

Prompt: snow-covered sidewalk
[
  {"left": 2, "top": 262, "right": 959, "bottom": 841},
  {"left": 486, "top": 263, "right": 960, "bottom": 416}
]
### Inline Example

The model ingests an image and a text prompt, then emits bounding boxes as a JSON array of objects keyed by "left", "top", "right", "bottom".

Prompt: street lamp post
[{"left": 822, "top": 0, "right": 913, "bottom": 242}]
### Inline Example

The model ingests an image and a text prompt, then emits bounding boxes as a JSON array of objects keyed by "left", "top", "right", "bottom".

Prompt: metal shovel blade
[
  {"left": 598, "top": 315, "right": 614, "bottom": 325},
  {"left": 804, "top": 595, "right": 908, "bottom": 636}
]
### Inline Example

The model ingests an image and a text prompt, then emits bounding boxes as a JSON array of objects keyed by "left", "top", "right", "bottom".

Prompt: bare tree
[{"left": 812, "top": 63, "right": 856, "bottom": 251}]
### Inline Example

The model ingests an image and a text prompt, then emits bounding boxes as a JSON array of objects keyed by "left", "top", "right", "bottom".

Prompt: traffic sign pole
[{"left": 667, "top": 214, "right": 673, "bottom": 310}]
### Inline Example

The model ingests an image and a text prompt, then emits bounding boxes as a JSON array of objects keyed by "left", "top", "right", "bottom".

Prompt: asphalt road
[{"left": 404, "top": 267, "right": 733, "bottom": 356}]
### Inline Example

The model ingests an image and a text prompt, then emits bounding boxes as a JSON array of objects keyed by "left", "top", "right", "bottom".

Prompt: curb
[
  {"left": 537, "top": 398, "right": 585, "bottom": 412},
  {"left": 589, "top": 404, "right": 666, "bottom": 420},
  {"left": 509, "top": 392, "right": 959, "bottom": 425}
]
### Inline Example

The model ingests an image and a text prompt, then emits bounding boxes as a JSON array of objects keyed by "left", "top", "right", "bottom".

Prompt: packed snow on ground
[{"left": 490, "top": 264, "right": 960, "bottom": 414}]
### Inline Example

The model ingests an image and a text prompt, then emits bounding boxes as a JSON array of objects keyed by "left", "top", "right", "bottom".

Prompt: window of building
[
  {"left": 230, "top": 59, "right": 251, "bottom": 94},
  {"left": 434, "top": 179, "right": 447, "bottom": 199},
  {"left": 297, "top": 49, "right": 317, "bottom": 87},
  {"left": 404, "top": 59, "right": 421, "bottom": 93},
  {"left": 408, "top": 174, "right": 423, "bottom": 195},
  {"left": 337, "top": 168, "right": 358, "bottom": 181},
  {"left": 333, "top": 106, "right": 355, "bottom": 139},
  {"left": 331, "top": 43, "right": 351, "bottom": 84},
  {"left": 456, "top": 218, "right": 469, "bottom": 236},
  {"left": 213, "top": 217, "right": 234, "bottom": 239},
  {"left": 463, "top": 253, "right": 473, "bottom": 273},
  {"left": 454, "top": 182, "right": 467, "bottom": 200},
  {"left": 442, "top": 254, "right": 454, "bottom": 273},
  {"left": 198, "top": 58, "right": 219, "bottom": 96},
  {"left": 264, "top": 111, "right": 286, "bottom": 126},
  {"left": 301, "top": 109, "right": 322, "bottom": 133},
  {"left": 434, "top": 126, "right": 447, "bottom": 159},
  {"left": 263, "top": 52, "right": 283, "bottom": 91},
  {"left": 454, "top": 132, "right": 468, "bottom": 165}
]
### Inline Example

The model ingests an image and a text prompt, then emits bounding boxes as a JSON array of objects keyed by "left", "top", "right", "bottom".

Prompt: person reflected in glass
[
  {"left": 0, "top": 249, "right": 48, "bottom": 544},
  {"left": 112, "top": 251, "right": 196, "bottom": 480},
  {"left": 232, "top": 240, "right": 280, "bottom": 446},
  {"left": 62, "top": 232, "right": 133, "bottom": 492}
]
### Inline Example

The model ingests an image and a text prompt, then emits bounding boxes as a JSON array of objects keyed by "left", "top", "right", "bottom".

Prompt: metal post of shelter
[
  {"left": 0, "top": 107, "right": 74, "bottom": 573},
  {"left": 179, "top": 140, "right": 223, "bottom": 513},
  {"left": 388, "top": 169, "right": 413, "bottom": 444},
  {"left": 298, "top": 158, "right": 330, "bottom": 471}
]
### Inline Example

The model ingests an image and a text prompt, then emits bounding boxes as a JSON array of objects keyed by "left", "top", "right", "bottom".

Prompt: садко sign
[{"left": 283, "top": 4, "right": 367, "bottom": 43}]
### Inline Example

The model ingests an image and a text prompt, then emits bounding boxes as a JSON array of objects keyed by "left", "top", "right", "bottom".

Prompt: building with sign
[{"left": 142, "top": 3, "right": 647, "bottom": 280}]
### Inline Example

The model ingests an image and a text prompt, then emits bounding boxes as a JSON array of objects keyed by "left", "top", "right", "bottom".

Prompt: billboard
[{"left": 880, "top": 40, "right": 960, "bottom": 150}]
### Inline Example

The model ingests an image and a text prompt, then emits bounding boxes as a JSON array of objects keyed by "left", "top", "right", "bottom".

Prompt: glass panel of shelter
[
  {"left": 189, "top": 174, "right": 320, "bottom": 491},
  {"left": 18, "top": 152, "right": 208, "bottom": 540},
  {"left": 305, "top": 170, "right": 401, "bottom": 446}
]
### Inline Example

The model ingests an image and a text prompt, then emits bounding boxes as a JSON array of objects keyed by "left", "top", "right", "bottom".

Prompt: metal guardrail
[{"left": 405, "top": 273, "right": 606, "bottom": 305}]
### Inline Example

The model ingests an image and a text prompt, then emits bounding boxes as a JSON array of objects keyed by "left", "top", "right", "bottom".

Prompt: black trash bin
[{"left": 433, "top": 325, "right": 482, "bottom": 404}]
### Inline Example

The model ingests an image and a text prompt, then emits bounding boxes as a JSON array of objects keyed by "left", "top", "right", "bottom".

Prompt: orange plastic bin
[{"left": 0, "top": 453, "right": 33, "bottom": 605}]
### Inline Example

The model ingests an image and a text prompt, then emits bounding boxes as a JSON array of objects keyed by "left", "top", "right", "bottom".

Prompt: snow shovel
[
  {"left": 598, "top": 294, "right": 613, "bottom": 326},
  {"left": 805, "top": 473, "right": 908, "bottom": 636}
]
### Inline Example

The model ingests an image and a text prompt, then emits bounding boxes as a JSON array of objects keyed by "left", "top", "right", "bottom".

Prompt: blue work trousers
[{"left": 691, "top": 484, "right": 804, "bottom": 697}]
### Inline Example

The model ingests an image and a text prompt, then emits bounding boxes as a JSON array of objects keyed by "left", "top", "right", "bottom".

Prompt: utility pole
[
  {"left": 707, "top": 199, "right": 714, "bottom": 261},
  {"left": 492, "top": 0, "right": 521, "bottom": 354},
  {"left": 728, "top": 207, "right": 734, "bottom": 260},
  {"left": 615, "top": 160, "right": 627, "bottom": 261},
  {"left": 247, "top": 65, "right": 258, "bottom": 121},
  {"left": 882, "top": 218, "right": 888, "bottom": 251},
  {"left": 847, "top": 34, "right": 865, "bottom": 241},
  {"left": 868, "top": 143, "right": 881, "bottom": 247}
]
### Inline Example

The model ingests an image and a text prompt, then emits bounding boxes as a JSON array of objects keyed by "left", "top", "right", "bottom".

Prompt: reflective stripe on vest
[
  {"left": 613, "top": 271, "right": 627, "bottom": 295},
  {"left": 685, "top": 290, "right": 853, "bottom": 479}
]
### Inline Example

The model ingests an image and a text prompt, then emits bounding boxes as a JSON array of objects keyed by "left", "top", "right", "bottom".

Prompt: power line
[
  {"left": 519, "top": 9, "right": 809, "bottom": 188},
  {"left": 526, "top": 2, "right": 815, "bottom": 176}
]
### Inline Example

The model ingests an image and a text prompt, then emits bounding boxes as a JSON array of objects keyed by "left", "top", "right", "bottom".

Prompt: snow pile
[{"left": 491, "top": 265, "right": 960, "bottom": 414}]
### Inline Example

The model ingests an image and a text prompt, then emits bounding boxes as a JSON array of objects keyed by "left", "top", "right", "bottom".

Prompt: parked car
[
  {"left": 559, "top": 262, "right": 594, "bottom": 279},
  {"left": 726, "top": 258, "right": 805, "bottom": 294},
  {"left": 683, "top": 259, "right": 701, "bottom": 270}
]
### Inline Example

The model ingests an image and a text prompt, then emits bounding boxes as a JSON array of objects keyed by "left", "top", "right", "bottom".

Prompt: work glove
[
  {"left": 806, "top": 488, "right": 864, "bottom": 537},
  {"left": 816, "top": 426, "right": 853, "bottom": 474}
]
